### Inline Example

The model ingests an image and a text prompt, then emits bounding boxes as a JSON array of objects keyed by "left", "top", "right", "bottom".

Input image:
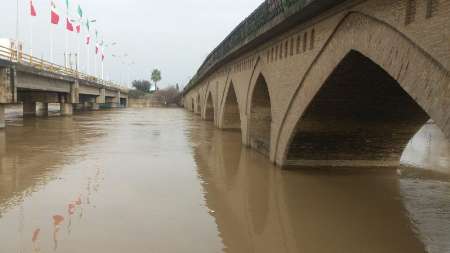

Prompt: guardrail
[{"left": 0, "top": 45, "right": 128, "bottom": 92}]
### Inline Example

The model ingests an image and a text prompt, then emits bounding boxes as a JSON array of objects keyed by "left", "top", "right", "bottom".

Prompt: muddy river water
[{"left": 0, "top": 108, "right": 449, "bottom": 253}]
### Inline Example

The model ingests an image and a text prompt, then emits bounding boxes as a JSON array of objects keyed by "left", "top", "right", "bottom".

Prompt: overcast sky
[{"left": 1, "top": 0, "right": 263, "bottom": 88}]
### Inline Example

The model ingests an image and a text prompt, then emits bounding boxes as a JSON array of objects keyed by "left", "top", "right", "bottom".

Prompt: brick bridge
[
  {"left": 183, "top": 0, "right": 450, "bottom": 168},
  {"left": 0, "top": 46, "right": 128, "bottom": 129}
]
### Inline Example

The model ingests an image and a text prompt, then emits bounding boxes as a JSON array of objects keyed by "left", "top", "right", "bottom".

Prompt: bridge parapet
[{"left": 184, "top": 0, "right": 345, "bottom": 93}]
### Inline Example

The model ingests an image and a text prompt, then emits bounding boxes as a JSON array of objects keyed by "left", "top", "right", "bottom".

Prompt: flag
[
  {"left": 66, "top": 18, "right": 74, "bottom": 32},
  {"left": 76, "top": 24, "right": 81, "bottom": 33},
  {"left": 102, "top": 54, "right": 105, "bottom": 61},
  {"left": 64, "top": 0, "right": 69, "bottom": 8},
  {"left": 77, "top": 5, "right": 83, "bottom": 18},
  {"left": 50, "top": 1, "right": 60, "bottom": 25},
  {"left": 30, "top": 0, "right": 37, "bottom": 17},
  {"left": 95, "top": 44, "right": 99, "bottom": 54},
  {"left": 85, "top": 36, "right": 91, "bottom": 45}
]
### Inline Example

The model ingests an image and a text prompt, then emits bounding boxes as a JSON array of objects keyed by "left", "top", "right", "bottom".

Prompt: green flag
[
  {"left": 65, "top": 0, "right": 69, "bottom": 7},
  {"left": 85, "top": 20, "right": 90, "bottom": 31},
  {"left": 77, "top": 5, "right": 83, "bottom": 18}
]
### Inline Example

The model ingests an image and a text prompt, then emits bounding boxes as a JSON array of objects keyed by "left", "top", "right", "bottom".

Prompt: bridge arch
[
  {"left": 275, "top": 12, "right": 450, "bottom": 167},
  {"left": 248, "top": 74, "right": 272, "bottom": 156},
  {"left": 204, "top": 91, "right": 215, "bottom": 122},
  {"left": 218, "top": 81, "right": 241, "bottom": 131}
]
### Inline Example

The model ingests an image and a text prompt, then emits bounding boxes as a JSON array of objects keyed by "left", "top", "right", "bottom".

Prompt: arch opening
[
  {"left": 205, "top": 93, "right": 214, "bottom": 121},
  {"left": 222, "top": 83, "right": 241, "bottom": 131},
  {"left": 249, "top": 75, "right": 272, "bottom": 156},
  {"left": 285, "top": 50, "right": 431, "bottom": 167}
]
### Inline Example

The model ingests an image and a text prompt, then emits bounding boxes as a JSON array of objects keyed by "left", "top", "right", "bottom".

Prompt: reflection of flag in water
[
  {"left": 30, "top": 0, "right": 37, "bottom": 17},
  {"left": 50, "top": 1, "right": 60, "bottom": 25},
  {"left": 68, "top": 203, "right": 76, "bottom": 215},
  {"left": 53, "top": 215, "right": 64, "bottom": 226},
  {"left": 32, "top": 229, "right": 40, "bottom": 242}
]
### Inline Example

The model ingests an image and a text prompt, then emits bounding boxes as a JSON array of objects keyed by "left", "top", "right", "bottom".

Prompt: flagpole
[
  {"left": 65, "top": 28, "right": 68, "bottom": 68},
  {"left": 30, "top": 8, "right": 33, "bottom": 57},
  {"left": 77, "top": 31, "right": 80, "bottom": 72},
  {"left": 50, "top": 26, "right": 54, "bottom": 62},
  {"left": 87, "top": 42, "right": 90, "bottom": 75},
  {"left": 94, "top": 50, "right": 97, "bottom": 78},
  {"left": 15, "top": 0, "right": 20, "bottom": 61}
]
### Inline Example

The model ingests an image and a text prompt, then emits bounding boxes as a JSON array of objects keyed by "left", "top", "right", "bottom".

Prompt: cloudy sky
[{"left": 1, "top": 0, "right": 263, "bottom": 88}]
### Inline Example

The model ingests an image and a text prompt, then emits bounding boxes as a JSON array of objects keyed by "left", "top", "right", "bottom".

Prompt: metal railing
[{"left": 0, "top": 45, "right": 128, "bottom": 92}]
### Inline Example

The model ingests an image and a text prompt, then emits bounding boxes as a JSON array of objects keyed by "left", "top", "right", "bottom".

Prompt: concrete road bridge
[
  {"left": 183, "top": 0, "right": 450, "bottom": 168},
  {"left": 0, "top": 45, "right": 128, "bottom": 129}
]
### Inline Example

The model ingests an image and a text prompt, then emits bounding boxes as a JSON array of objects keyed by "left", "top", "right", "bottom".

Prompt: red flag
[
  {"left": 30, "top": 0, "right": 37, "bottom": 17},
  {"left": 95, "top": 45, "right": 99, "bottom": 54},
  {"left": 76, "top": 25, "right": 81, "bottom": 33},
  {"left": 66, "top": 18, "right": 74, "bottom": 32},
  {"left": 50, "top": 1, "right": 59, "bottom": 25},
  {"left": 85, "top": 36, "right": 90, "bottom": 45},
  {"left": 102, "top": 54, "right": 105, "bottom": 61}
]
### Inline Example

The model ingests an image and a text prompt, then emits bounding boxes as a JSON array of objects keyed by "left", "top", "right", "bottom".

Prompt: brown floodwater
[{"left": 0, "top": 108, "right": 449, "bottom": 253}]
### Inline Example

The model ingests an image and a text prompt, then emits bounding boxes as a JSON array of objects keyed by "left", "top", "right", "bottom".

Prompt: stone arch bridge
[{"left": 183, "top": 0, "right": 450, "bottom": 168}]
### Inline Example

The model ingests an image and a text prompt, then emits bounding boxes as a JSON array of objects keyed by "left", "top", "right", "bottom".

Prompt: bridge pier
[
  {"left": 23, "top": 102, "right": 49, "bottom": 117},
  {"left": 0, "top": 104, "right": 5, "bottom": 129},
  {"left": 23, "top": 101, "right": 37, "bottom": 116},
  {"left": 36, "top": 102, "right": 49, "bottom": 117},
  {"left": 60, "top": 103, "right": 73, "bottom": 116}
]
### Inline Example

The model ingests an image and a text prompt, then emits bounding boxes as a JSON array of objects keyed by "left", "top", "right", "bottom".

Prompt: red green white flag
[
  {"left": 66, "top": 18, "right": 74, "bottom": 32},
  {"left": 50, "top": 1, "right": 60, "bottom": 25},
  {"left": 30, "top": 0, "right": 37, "bottom": 17}
]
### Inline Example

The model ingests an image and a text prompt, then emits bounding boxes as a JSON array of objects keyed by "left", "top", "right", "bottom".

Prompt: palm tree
[{"left": 151, "top": 69, "right": 162, "bottom": 91}]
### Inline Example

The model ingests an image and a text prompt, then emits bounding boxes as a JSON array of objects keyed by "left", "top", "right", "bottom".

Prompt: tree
[
  {"left": 132, "top": 80, "right": 152, "bottom": 93},
  {"left": 154, "top": 85, "right": 182, "bottom": 106},
  {"left": 151, "top": 69, "right": 162, "bottom": 91}
]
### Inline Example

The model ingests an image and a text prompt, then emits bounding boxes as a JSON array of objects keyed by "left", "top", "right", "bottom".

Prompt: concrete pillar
[
  {"left": 35, "top": 102, "right": 49, "bottom": 117},
  {"left": 61, "top": 103, "right": 73, "bottom": 116},
  {"left": 0, "top": 104, "right": 5, "bottom": 129},
  {"left": 0, "top": 67, "right": 17, "bottom": 104},
  {"left": 23, "top": 101, "right": 37, "bottom": 116},
  {"left": 96, "top": 88, "right": 106, "bottom": 104},
  {"left": 70, "top": 80, "right": 80, "bottom": 104}
]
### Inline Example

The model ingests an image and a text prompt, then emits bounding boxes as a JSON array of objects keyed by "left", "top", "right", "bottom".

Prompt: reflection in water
[
  {"left": 191, "top": 117, "right": 450, "bottom": 253},
  {"left": 0, "top": 109, "right": 448, "bottom": 252}
]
